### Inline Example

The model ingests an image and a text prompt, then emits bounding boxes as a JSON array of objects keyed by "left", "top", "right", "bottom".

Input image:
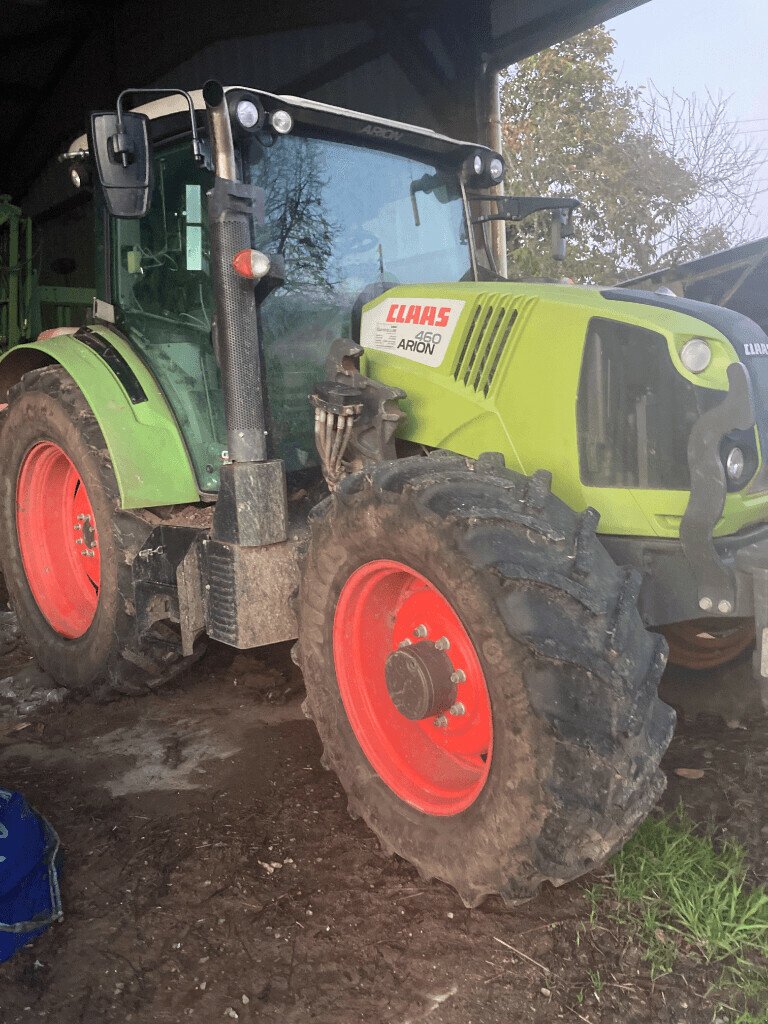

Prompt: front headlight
[
  {"left": 720, "top": 431, "right": 758, "bottom": 491},
  {"left": 726, "top": 446, "right": 745, "bottom": 481},
  {"left": 680, "top": 338, "right": 712, "bottom": 374}
]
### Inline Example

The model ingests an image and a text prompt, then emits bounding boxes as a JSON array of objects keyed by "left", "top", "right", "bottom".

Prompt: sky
[{"left": 606, "top": 0, "right": 768, "bottom": 229}]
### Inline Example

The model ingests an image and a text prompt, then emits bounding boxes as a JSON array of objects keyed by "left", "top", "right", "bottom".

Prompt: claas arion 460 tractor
[{"left": 2, "top": 81, "right": 768, "bottom": 907}]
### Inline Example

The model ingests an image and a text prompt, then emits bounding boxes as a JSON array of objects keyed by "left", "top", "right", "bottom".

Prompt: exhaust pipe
[
  {"left": 203, "top": 79, "right": 238, "bottom": 182},
  {"left": 203, "top": 79, "right": 267, "bottom": 464}
]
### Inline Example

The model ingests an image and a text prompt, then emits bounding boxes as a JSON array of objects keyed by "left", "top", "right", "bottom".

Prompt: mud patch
[{"left": 93, "top": 721, "right": 241, "bottom": 796}]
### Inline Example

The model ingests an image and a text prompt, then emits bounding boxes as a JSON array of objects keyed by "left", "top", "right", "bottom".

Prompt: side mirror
[
  {"left": 89, "top": 111, "right": 152, "bottom": 218},
  {"left": 550, "top": 207, "right": 575, "bottom": 262}
]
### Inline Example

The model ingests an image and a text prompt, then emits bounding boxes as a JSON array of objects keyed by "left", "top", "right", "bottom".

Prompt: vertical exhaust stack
[
  {"left": 203, "top": 79, "right": 267, "bottom": 466},
  {"left": 202, "top": 79, "right": 287, "bottom": 561}
]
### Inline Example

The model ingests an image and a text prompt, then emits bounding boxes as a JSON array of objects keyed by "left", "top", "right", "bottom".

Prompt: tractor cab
[{"left": 69, "top": 85, "right": 508, "bottom": 491}]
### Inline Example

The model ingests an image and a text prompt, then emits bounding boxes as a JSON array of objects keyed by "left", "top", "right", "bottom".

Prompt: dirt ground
[{"left": 0, "top": 620, "right": 766, "bottom": 1024}]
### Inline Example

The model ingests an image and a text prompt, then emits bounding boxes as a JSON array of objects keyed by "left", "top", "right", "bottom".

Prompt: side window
[
  {"left": 114, "top": 145, "right": 212, "bottom": 324},
  {"left": 111, "top": 144, "right": 225, "bottom": 493},
  {"left": 577, "top": 318, "right": 721, "bottom": 490}
]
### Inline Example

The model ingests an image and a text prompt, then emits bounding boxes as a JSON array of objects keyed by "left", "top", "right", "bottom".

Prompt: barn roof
[{"left": 2, "top": 0, "right": 646, "bottom": 199}]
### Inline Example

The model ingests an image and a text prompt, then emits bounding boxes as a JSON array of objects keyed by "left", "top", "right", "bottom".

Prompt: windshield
[
  {"left": 243, "top": 133, "right": 471, "bottom": 297},
  {"left": 240, "top": 133, "right": 472, "bottom": 469}
]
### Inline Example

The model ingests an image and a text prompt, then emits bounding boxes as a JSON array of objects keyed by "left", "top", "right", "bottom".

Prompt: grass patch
[{"left": 586, "top": 806, "right": 768, "bottom": 1019}]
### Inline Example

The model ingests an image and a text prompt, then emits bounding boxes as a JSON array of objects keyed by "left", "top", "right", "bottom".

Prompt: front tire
[
  {"left": 0, "top": 365, "right": 198, "bottom": 698},
  {"left": 297, "top": 453, "right": 675, "bottom": 907}
]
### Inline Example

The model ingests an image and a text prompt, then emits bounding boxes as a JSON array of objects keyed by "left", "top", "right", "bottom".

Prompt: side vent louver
[{"left": 452, "top": 296, "right": 519, "bottom": 397}]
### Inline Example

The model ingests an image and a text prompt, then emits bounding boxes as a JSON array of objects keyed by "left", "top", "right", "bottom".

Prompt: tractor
[{"left": 1, "top": 81, "right": 766, "bottom": 907}]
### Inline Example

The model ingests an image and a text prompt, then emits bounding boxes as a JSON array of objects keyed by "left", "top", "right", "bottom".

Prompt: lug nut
[
  {"left": 74, "top": 523, "right": 82, "bottom": 531},
  {"left": 450, "top": 669, "right": 466, "bottom": 684},
  {"left": 449, "top": 702, "right": 465, "bottom": 716},
  {"left": 718, "top": 599, "right": 733, "bottom": 614},
  {"left": 399, "top": 638, "right": 412, "bottom": 648},
  {"left": 699, "top": 596, "right": 713, "bottom": 611},
  {"left": 433, "top": 715, "right": 448, "bottom": 728},
  {"left": 75, "top": 538, "right": 83, "bottom": 545},
  {"left": 414, "top": 625, "right": 428, "bottom": 638},
  {"left": 434, "top": 636, "right": 450, "bottom": 651}
]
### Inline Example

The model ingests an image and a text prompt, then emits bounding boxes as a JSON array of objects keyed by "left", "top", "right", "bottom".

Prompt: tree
[
  {"left": 500, "top": 26, "right": 762, "bottom": 283},
  {"left": 639, "top": 87, "right": 762, "bottom": 264}
]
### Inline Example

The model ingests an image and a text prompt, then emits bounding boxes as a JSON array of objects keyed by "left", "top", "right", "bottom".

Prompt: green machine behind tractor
[
  {"left": 0, "top": 196, "right": 93, "bottom": 351},
  {"left": 1, "top": 82, "right": 767, "bottom": 906}
]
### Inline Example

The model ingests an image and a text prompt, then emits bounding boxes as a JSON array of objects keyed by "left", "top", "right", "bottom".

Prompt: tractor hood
[{"left": 359, "top": 282, "right": 768, "bottom": 541}]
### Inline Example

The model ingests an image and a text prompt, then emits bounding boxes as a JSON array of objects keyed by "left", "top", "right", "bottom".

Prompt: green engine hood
[{"left": 359, "top": 282, "right": 768, "bottom": 540}]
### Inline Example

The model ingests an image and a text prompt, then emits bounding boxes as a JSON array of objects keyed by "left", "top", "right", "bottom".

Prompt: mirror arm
[{"left": 115, "top": 88, "right": 203, "bottom": 166}]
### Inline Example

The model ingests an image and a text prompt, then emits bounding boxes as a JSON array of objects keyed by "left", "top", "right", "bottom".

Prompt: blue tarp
[{"left": 0, "top": 790, "right": 62, "bottom": 963}]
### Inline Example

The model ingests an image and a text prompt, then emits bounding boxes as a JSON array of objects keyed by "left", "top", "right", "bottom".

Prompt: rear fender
[{"left": 0, "top": 327, "right": 199, "bottom": 509}]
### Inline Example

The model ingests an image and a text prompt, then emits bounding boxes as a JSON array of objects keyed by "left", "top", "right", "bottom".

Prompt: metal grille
[
  {"left": 204, "top": 543, "right": 238, "bottom": 644},
  {"left": 452, "top": 296, "right": 519, "bottom": 396}
]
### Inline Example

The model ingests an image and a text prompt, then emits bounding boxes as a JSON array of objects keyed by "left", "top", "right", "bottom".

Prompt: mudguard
[{"left": 0, "top": 326, "right": 199, "bottom": 509}]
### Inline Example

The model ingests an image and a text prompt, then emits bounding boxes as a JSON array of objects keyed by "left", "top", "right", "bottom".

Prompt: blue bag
[{"left": 0, "top": 790, "right": 62, "bottom": 963}]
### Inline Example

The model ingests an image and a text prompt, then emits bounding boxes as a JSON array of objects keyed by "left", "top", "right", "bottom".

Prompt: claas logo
[{"left": 385, "top": 303, "right": 451, "bottom": 328}]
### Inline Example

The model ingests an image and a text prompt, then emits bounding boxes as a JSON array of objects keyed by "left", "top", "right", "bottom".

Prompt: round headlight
[
  {"left": 70, "top": 167, "right": 82, "bottom": 189},
  {"left": 726, "top": 447, "right": 745, "bottom": 481},
  {"left": 472, "top": 154, "right": 484, "bottom": 176},
  {"left": 236, "top": 99, "right": 261, "bottom": 130},
  {"left": 271, "top": 109, "right": 293, "bottom": 135},
  {"left": 489, "top": 156, "right": 504, "bottom": 181},
  {"left": 680, "top": 338, "right": 711, "bottom": 374}
]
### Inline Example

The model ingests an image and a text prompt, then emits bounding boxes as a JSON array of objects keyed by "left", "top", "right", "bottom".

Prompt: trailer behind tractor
[{"left": 2, "top": 81, "right": 767, "bottom": 905}]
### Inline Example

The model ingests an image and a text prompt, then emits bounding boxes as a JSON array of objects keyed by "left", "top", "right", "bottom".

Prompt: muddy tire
[
  {"left": 0, "top": 365, "right": 201, "bottom": 699},
  {"left": 296, "top": 452, "right": 675, "bottom": 907}
]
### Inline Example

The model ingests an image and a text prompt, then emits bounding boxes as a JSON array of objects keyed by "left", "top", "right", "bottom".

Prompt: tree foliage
[{"left": 500, "top": 26, "right": 762, "bottom": 283}]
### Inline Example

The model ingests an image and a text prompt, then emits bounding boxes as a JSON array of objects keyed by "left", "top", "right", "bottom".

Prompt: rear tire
[
  {"left": 297, "top": 453, "right": 675, "bottom": 907},
  {"left": 661, "top": 619, "right": 755, "bottom": 671},
  {"left": 0, "top": 365, "right": 200, "bottom": 698}
]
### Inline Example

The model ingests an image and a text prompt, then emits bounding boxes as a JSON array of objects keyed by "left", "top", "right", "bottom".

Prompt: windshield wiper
[{"left": 409, "top": 172, "right": 452, "bottom": 227}]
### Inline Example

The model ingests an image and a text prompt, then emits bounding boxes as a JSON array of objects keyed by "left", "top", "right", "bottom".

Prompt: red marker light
[{"left": 232, "top": 249, "right": 271, "bottom": 280}]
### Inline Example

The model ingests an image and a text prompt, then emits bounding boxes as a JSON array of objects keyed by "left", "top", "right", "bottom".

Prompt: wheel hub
[
  {"left": 333, "top": 558, "right": 493, "bottom": 815},
  {"left": 384, "top": 640, "right": 457, "bottom": 720}
]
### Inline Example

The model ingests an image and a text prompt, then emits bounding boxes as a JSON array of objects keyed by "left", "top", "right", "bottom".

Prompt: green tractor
[{"left": 2, "top": 81, "right": 767, "bottom": 907}]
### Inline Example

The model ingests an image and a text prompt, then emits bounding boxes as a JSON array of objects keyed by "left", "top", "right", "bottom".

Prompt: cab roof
[{"left": 68, "top": 85, "right": 493, "bottom": 161}]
